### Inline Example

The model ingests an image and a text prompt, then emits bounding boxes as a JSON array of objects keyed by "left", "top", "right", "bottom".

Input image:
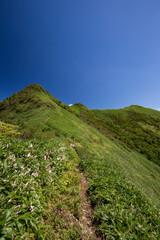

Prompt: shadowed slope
[{"left": 71, "top": 104, "right": 160, "bottom": 166}]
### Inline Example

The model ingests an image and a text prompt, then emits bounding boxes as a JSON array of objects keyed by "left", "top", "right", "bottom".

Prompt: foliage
[
  {"left": 72, "top": 104, "right": 160, "bottom": 166},
  {"left": 0, "top": 122, "right": 20, "bottom": 138},
  {"left": 76, "top": 146, "right": 160, "bottom": 239},
  {"left": 0, "top": 136, "right": 82, "bottom": 239},
  {"left": 0, "top": 85, "right": 160, "bottom": 239}
]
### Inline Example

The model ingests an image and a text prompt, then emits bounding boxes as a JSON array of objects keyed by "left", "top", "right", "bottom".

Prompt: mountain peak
[
  {"left": 0, "top": 84, "right": 48, "bottom": 113},
  {"left": 21, "top": 84, "right": 46, "bottom": 93}
]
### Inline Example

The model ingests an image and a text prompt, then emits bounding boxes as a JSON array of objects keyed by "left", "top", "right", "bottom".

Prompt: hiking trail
[{"left": 79, "top": 172, "right": 101, "bottom": 240}]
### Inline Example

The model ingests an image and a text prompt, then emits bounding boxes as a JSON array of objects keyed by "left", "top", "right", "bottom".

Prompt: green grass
[
  {"left": 92, "top": 105, "right": 160, "bottom": 119},
  {"left": 71, "top": 125, "right": 160, "bottom": 208},
  {"left": 0, "top": 121, "right": 20, "bottom": 138},
  {"left": 0, "top": 85, "right": 160, "bottom": 239},
  {"left": 71, "top": 103, "right": 160, "bottom": 166},
  {"left": 0, "top": 136, "right": 83, "bottom": 239},
  {"left": 75, "top": 145, "right": 160, "bottom": 239}
]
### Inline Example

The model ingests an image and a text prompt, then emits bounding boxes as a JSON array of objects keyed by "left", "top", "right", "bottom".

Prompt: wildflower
[
  {"left": 44, "top": 156, "right": 46, "bottom": 160},
  {"left": 27, "top": 153, "right": 31, "bottom": 157},
  {"left": 25, "top": 182, "right": 29, "bottom": 187},
  {"left": 15, "top": 205, "right": 20, "bottom": 208},
  {"left": 29, "top": 144, "right": 33, "bottom": 148},
  {"left": 12, "top": 180, "right": 17, "bottom": 187},
  {"left": 15, "top": 209, "right": 21, "bottom": 215},
  {"left": 13, "top": 163, "right": 17, "bottom": 168},
  {"left": 24, "top": 168, "right": 31, "bottom": 175},
  {"left": 31, "top": 172, "right": 38, "bottom": 177},
  {"left": 58, "top": 147, "right": 65, "bottom": 152},
  {"left": 3, "top": 179, "right": 9, "bottom": 182},
  {"left": 30, "top": 205, "right": 34, "bottom": 212},
  {"left": 70, "top": 143, "right": 75, "bottom": 147},
  {"left": 8, "top": 154, "right": 15, "bottom": 161}
]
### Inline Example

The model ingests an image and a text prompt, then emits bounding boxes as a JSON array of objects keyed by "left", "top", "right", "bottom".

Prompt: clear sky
[{"left": 0, "top": 0, "right": 160, "bottom": 110}]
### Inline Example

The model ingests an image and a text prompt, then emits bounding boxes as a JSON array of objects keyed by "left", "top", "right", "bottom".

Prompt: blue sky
[{"left": 0, "top": 0, "right": 160, "bottom": 109}]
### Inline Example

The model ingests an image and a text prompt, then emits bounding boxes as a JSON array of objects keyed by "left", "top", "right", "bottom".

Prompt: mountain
[
  {"left": 0, "top": 84, "right": 160, "bottom": 239},
  {"left": 71, "top": 103, "right": 160, "bottom": 166}
]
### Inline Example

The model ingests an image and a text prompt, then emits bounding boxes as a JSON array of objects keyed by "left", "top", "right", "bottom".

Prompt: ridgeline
[{"left": 0, "top": 84, "right": 160, "bottom": 239}]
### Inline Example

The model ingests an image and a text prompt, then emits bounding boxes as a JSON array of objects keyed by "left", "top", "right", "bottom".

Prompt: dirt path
[{"left": 79, "top": 173, "right": 101, "bottom": 240}]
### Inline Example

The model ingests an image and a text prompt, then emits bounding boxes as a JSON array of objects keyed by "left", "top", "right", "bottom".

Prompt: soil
[{"left": 79, "top": 173, "right": 101, "bottom": 240}]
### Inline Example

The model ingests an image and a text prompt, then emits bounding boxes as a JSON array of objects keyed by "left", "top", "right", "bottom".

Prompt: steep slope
[
  {"left": 0, "top": 85, "right": 160, "bottom": 205},
  {"left": 0, "top": 85, "right": 160, "bottom": 239},
  {"left": 0, "top": 84, "right": 75, "bottom": 138},
  {"left": 71, "top": 104, "right": 160, "bottom": 166}
]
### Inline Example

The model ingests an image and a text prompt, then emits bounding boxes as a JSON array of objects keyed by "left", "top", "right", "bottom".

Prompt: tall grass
[
  {"left": 0, "top": 136, "right": 81, "bottom": 239},
  {"left": 76, "top": 146, "right": 160, "bottom": 239}
]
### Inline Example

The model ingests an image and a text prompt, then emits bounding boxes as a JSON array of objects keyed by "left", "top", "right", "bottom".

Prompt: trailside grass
[
  {"left": 75, "top": 143, "right": 160, "bottom": 239},
  {"left": 0, "top": 135, "right": 83, "bottom": 239},
  {"left": 0, "top": 85, "right": 160, "bottom": 239}
]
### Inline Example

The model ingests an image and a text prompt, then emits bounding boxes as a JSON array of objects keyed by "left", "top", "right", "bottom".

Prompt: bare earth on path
[{"left": 79, "top": 173, "right": 101, "bottom": 240}]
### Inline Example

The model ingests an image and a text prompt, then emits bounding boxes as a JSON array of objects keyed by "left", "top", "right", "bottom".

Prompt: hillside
[
  {"left": 71, "top": 103, "right": 160, "bottom": 166},
  {"left": 0, "top": 84, "right": 160, "bottom": 239}
]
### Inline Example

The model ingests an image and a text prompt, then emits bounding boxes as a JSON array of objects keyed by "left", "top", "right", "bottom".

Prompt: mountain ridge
[
  {"left": 0, "top": 84, "right": 160, "bottom": 239},
  {"left": 1, "top": 84, "right": 159, "bottom": 112},
  {"left": 0, "top": 84, "right": 160, "bottom": 165}
]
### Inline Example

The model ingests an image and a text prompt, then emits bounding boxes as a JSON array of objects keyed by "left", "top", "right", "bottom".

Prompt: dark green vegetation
[
  {"left": 76, "top": 146, "right": 160, "bottom": 239},
  {"left": 71, "top": 103, "right": 160, "bottom": 166},
  {"left": 0, "top": 127, "right": 82, "bottom": 239},
  {"left": 0, "top": 84, "right": 160, "bottom": 239}
]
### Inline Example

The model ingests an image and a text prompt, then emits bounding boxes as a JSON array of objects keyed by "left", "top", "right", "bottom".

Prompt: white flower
[
  {"left": 25, "top": 182, "right": 29, "bottom": 187},
  {"left": 3, "top": 179, "right": 9, "bottom": 182},
  {"left": 30, "top": 205, "right": 34, "bottom": 212},
  {"left": 29, "top": 144, "right": 33, "bottom": 148},
  {"left": 31, "top": 172, "right": 38, "bottom": 177},
  {"left": 8, "top": 154, "right": 15, "bottom": 161},
  {"left": 12, "top": 180, "right": 17, "bottom": 187},
  {"left": 58, "top": 147, "right": 65, "bottom": 152},
  {"left": 24, "top": 168, "right": 31, "bottom": 175},
  {"left": 27, "top": 153, "right": 31, "bottom": 157},
  {"left": 13, "top": 163, "right": 17, "bottom": 168},
  {"left": 70, "top": 143, "right": 75, "bottom": 147},
  {"left": 15, "top": 204, "right": 20, "bottom": 208}
]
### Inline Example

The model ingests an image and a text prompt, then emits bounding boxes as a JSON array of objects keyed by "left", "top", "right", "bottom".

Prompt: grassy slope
[
  {"left": 0, "top": 85, "right": 160, "bottom": 238},
  {"left": 0, "top": 130, "right": 83, "bottom": 239},
  {"left": 0, "top": 85, "right": 160, "bottom": 206},
  {"left": 71, "top": 104, "right": 160, "bottom": 166},
  {"left": 93, "top": 105, "right": 160, "bottom": 118}
]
